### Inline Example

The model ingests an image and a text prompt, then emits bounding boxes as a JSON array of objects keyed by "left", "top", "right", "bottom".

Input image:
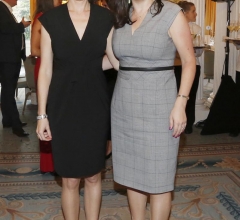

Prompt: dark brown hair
[
  {"left": 177, "top": 1, "right": 194, "bottom": 12},
  {"left": 34, "top": 0, "right": 55, "bottom": 19},
  {"left": 106, "top": 0, "right": 164, "bottom": 29}
]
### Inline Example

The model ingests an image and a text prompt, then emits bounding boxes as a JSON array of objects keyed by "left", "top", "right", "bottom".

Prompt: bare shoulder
[{"left": 162, "top": 0, "right": 181, "bottom": 11}]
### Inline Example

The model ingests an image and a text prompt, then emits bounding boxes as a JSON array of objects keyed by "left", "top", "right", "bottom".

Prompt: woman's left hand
[{"left": 169, "top": 105, "right": 187, "bottom": 138}]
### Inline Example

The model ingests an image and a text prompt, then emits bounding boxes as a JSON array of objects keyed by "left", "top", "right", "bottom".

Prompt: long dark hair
[
  {"left": 106, "top": 0, "right": 164, "bottom": 29},
  {"left": 177, "top": 1, "right": 194, "bottom": 12},
  {"left": 34, "top": 0, "right": 55, "bottom": 19}
]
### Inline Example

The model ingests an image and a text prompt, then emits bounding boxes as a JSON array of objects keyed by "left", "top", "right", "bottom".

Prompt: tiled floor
[{"left": 0, "top": 89, "right": 39, "bottom": 153}]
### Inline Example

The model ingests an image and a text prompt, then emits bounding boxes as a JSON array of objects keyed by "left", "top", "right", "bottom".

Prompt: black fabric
[
  {"left": 174, "top": 65, "right": 201, "bottom": 128},
  {"left": 119, "top": 66, "right": 174, "bottom": 71},
  {"left": 0, "top": 2, "right": 26, "bottom": 128},
  {"left": 39, "top": 4, "right": 113, "bottom": 178},
  {"left": 0, "top": 2, "right": 26, "bottom": 62},
  {"left": 235, "top": 71, "right": 240, "bottom": 131},
  {"left": 0, "top": 61, "right": 22, "bottom": 128},
  {"left": 201, "top": 74, "right": 239, "bottom": 135},
  {"left": 236, "top": 71, "right": 240, "bottom": 87},
  {"left": 104, "top": 68, "right": 118, "bottom": 140}
]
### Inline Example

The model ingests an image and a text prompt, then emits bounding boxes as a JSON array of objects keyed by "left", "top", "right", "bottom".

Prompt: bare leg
[
  {"left": 61, "top": 177, "right": 81, "bottom": 220},
  {"left": 150, "top": 192, "right": 172, "bottom": 220},
  {"left": 84, "top": 172, "right": 102, "bottom": 220},
  {"left": 106, "top": 140, "right": 112, "bottom": 156},
  {"left": 127, "top": 188, "right": 147, "bottom": 220}
]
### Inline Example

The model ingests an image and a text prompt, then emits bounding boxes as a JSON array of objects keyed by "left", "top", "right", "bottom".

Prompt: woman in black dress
[{"left": 36, "top": 0, "right": 113, "bottom": 219}]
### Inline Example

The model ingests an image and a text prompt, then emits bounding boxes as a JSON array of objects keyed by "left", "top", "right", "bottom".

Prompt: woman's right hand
[{"left": 36, "top": 119, "right": 52, "bottom": 141}]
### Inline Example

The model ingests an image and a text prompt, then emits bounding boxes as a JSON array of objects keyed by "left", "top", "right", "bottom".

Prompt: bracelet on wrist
[
  {"left": 177, "top": 94, "right": 189, "bottom": 100},
  {"left": 37, "top": 114, "right": 48, "bottom": 120}
]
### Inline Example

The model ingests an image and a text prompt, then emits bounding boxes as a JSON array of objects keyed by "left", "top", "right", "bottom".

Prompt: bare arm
[
  {"left": 194, "top": 48, "right": 204, "bottom": 57},
  {"left": 169, "top": 11, "right": 196, "bottom": 137},
  {"left": 233, "top": 40, "right": 240, "bottom": 49},
  {"left": 31, "top": 18, "right": 41, "bottom": 57},
  {"left": 102, "top": 55, "right": 113, "bottom": 71},
  {"left": 36, "top": 25, "right": 53, "bottom": 141},
  {"left": 105, "top": 28, "right": 119, "bottom": 70}
]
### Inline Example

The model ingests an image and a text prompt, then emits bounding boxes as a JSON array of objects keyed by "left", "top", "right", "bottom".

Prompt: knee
[
  {"left": 62, "top": 178, "right": 80, "bottom": 190},
  {"left": 85, "top": 173, "right": 101, "bottom": 185},
  {"left": 150, "top": 191, "right": 172, "bottom": 203}
]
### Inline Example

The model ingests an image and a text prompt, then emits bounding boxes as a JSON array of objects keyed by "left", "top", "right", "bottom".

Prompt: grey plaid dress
[{"left": 111, "top": 1, "right": 181, "bottom": 193}]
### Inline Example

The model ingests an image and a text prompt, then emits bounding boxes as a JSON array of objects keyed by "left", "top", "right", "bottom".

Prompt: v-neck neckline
[
  {"left": 65, "top": 3, "right": 92, "bottom": 42},
  {"left": 130, "top": 6, "right": 150, "bottom": 36}
]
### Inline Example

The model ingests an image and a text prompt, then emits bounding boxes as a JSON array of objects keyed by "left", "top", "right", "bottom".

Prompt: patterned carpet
[{"left": 0, "top": 143, "right": 240, "bottom": 220}]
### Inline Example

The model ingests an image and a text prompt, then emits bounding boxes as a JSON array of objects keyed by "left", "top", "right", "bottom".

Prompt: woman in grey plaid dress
[{"left": 105, "top": 0, "right": 196, "bottom": 219}]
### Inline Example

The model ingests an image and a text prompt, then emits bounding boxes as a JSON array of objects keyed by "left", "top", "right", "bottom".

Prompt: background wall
[
  {"left": 30, "top": 0, "right": 36, "bottom": 19},
  {"left": 214, "top": 1, "right": 239, "bottom": 95}
]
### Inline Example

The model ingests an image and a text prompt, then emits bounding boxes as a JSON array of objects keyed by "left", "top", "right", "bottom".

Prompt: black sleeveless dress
[{"left": 39, "top": 4, "right": 113, "bottom": 178}]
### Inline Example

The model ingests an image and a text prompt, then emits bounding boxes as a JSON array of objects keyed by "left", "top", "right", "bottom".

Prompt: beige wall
[{"left": 30, "top": 0, "right": 36, "bottom": 19}]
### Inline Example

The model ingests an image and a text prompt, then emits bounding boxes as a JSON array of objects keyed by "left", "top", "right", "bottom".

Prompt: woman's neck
[
  {"left": 67, "top": 0, "right": 90, "bottom": 13},
  {"left": 132, "top": 0, "right": 154, "bottom": 13}
]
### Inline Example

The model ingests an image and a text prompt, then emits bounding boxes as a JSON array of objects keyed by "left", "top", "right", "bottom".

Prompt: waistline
[{"left": 119, "top": 66, "right": 174, "bottom": 71}]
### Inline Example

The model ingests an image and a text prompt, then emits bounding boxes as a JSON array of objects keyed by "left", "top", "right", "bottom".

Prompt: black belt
[{"left": 119, "top": 66, "right": 174, "bottom": 71}]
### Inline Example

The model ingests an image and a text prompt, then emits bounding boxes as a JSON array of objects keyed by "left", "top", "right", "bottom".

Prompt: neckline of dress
[
  {"left": 130, "top": 7, "right": 150, "bottom": 36},
  {"left": 65, "top": 3, "right": 92, "bottom": 42}
]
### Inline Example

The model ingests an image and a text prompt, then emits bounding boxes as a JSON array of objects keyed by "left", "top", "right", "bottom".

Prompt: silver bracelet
[
  {"left": 177, "top": 94, "right": 189, "bottom": 100},
  {"left": 37, "top": 114, "right": 48, "bottom": 120}
]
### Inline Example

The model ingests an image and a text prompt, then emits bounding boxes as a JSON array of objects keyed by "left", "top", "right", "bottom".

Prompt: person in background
[
  {"left": 31, "top": 0, "right": 62, "bottom": 173},
  {"left": 105, "top": 0, "right": 196, "bottom": 219},
  {"left": 31, "top": 0, "right": 62, "bottom": 86},
  {"left": 36, "top": 0, "right": 113, "bottom": 219},
  {"left": 229, "top": 40, "right": 240, "bottom": 137},
  {"left": 0, "top": 0, "right": 31, "bottom": 137},
  {"left": 174, "top": 1, "right": 204, "bottom": 134}
]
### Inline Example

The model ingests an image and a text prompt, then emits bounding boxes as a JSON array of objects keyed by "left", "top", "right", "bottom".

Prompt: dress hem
[
  {"left": 55, "top": 166, "right": 104, "bottom": 178},
  {"left": 114, "top": 177, "right": 174, "bottom": 194}
]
